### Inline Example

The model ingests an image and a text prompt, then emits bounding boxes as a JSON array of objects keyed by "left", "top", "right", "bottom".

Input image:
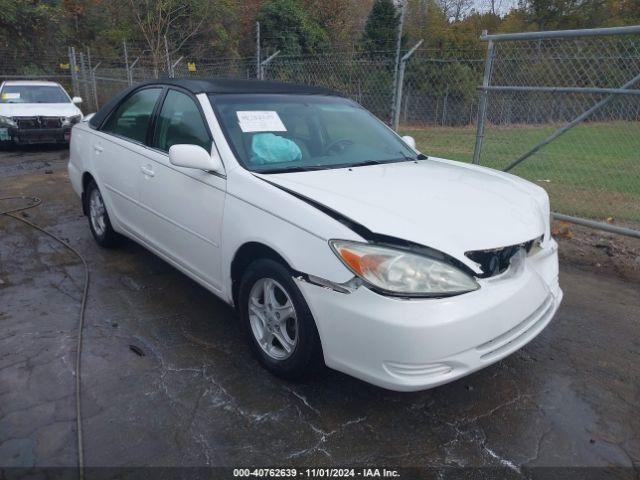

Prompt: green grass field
[{"left": 400, "top": 122, "right": 640, "bottom": 223}]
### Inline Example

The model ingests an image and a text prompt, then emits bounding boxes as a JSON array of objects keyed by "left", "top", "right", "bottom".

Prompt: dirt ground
[
  {"left": 553, "top": 220, "right": 640, "bottom": 283},
  {"left": 0, "top": 147, "right": 638, "bottom": 476}
]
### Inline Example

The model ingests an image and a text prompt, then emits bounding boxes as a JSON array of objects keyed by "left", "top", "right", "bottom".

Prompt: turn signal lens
[{"left": 329, "top": 240, "right": 479, "bottom": 297}]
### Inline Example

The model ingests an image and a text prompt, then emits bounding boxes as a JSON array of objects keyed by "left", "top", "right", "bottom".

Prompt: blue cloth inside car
[{"left": 250, "top": 133, "right": 302, "bottom": 164}]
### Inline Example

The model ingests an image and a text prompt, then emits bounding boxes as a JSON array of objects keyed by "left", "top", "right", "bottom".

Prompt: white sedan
[
  {"left": 68, "top": 79, "right": 562, "bottom": 391},
  {"left": 0, "top": 80, "right": 83, "bottom": 145}
]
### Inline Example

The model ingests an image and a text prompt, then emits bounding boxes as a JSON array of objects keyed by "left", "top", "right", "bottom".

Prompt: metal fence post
[
  {"left": 442, "top": 88, "right": 449, "bottom": 126},
  {"left": 472, "top": 33, "right": 495, "bottom": 165},
  {"left": 90, "top": 62, "right": 101, "bottom": 110},
  {"left": 128, "top": 57, "right": 139, "bottom": 86},
  {"left": 171, "top": 56, "right": 184, "bottom": 77},
  {"left": 68, "top": 47, "right": 79, "bottom": 98},
  {"left": 85, "top": 47, "right": 96, "bottom": 111},
  {"left": 259, "top": 51, "right": 280, "bottom": 80},
  {"left": 390, "top": 0, "right": 407, "bottom": 125},
  {"left": 78, "top": 51, "right": 90, "bottom": 105},
  {"left": 392, "top": 40, "right": 423, "bottom": 131},
  {"left": 256, "top": 22, "right": 261, "bottom": 79},
  {"left": 123, "top": 40, "right": 131, "bottom": 86}
]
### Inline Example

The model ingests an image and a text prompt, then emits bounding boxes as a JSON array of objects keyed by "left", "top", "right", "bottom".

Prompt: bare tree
[
  {"left": 128, "top": 0, "right": 210, "bottom": 75},
  {"left": 483, "top": 0, "right": 518, "bottom": 16},
  {"left": 438, "top": 0, "right": 473, "bottom": 21}
]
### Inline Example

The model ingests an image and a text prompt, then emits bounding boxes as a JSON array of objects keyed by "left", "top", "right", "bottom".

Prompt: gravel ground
[{"left": 0, "top": 147, "right": 638, "bottom": 477}]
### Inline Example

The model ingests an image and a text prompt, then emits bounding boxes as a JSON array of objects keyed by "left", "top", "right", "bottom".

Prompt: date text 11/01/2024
[{"left": 233, "top": 468, "right": 401, "bottom": 478}]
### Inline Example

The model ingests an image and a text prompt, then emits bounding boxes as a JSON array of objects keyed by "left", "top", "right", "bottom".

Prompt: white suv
[{"left": 0, "top": 80, "right": 83, "bottom": 146}]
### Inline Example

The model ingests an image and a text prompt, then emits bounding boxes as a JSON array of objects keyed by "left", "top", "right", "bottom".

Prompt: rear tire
[
  {"left": 85, "top": 180, "right": 121, "bottom": 248},
  {"left": 238, "top": 258, "right": 324, "bottom": 380}
]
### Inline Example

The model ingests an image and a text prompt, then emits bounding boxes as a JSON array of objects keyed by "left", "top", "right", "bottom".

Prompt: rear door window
[{"left": 102, "top": 88, "right": 161, "bottom": 144}]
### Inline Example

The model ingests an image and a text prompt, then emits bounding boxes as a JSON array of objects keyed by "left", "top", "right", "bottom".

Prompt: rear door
[
  {"left": 137, "top": 88, "right": 226, "bottom": 293},
  {"left": 92, "top": 87, "right": 162, "bottom": 237}
]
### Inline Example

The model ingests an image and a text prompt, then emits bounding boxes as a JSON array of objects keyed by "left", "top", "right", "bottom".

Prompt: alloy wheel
[
  {"left": 89, "top": 188, "right": 107, "bottom": 237},
  {"left": 248, "top": 277, "right": 298, "bottom": 360}
]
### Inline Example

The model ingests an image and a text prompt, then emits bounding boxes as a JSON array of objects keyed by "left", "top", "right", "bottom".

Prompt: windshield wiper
[
  {"left": 350, "top": 159, "right": 387, "bottom": 167},
  {"left": 257, "top": 165, "right": 328, "bottom": 174},
  {"left": 345, "top": 155, "right": 421, "bottom": 169},
  {"left": 398, "top": 150, "right": 428, "bottom": 162},
  {"left": 257, "top": 153, "right": 428, "bottom": 174}
]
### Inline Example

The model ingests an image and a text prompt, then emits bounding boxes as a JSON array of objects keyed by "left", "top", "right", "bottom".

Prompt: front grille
[
  {"left": 15, "top": 116, "right": 62, "bottom": 130},
  {"left": 466, "top": 236, "right": 541, "bottom": 278}
]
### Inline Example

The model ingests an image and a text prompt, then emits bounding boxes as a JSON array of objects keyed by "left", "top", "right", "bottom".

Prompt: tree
[
  {"left": 0, "top": 0, "right": 62, "bottom": 66},
  {"left": 257, "top": 0, "right": 328, "bottom": 55},
  {"left": 127, "top": 0, "right": 236, "bottom": 74},
  {"left": 439, "top": 0, "right": 474, "bottom": 21},
  {"left": 362, "top": 0, "right": 402, "bottom": 54},
  {"left": 59, "top": 0, "right": 129, "bottom": 56},
  {"left": 0, "top": 1, "right": 91, "bottom": 77},
  {"left": 236, "top": 0, "right": 264, "bottom": 58},
  {"left": 303, "top": 0, "right": 373, "bottom": 48}
]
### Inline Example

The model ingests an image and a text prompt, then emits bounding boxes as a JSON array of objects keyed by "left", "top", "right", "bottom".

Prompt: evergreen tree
[
  {"left": 257, "top": 0, "right": 329, "bottom": 55},
  {"left": 362, "top": 0, "right": 401, "bottom": 54}
]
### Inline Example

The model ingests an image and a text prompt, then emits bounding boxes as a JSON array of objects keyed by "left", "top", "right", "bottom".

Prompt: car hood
[
  {"left": 0, "top": 103, "right": 81, "bottom": 118},
  {"left": 257, "top": 158, "right": 548, "bottom": 267}
]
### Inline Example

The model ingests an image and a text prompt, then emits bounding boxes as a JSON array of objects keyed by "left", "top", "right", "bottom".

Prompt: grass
[{"left": 400, "top": 122, "right": 640, "bottom": 223}]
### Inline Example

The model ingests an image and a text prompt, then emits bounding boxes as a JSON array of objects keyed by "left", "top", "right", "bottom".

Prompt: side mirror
[
  {"left": 402, "top": 135, "right": 416, "bottom": 150},
  {"left": 72, "top": 97, "right": 83, "bottom": 105},
  {"left": 169, "top": 144, "right": 224, "bottom": 173}
]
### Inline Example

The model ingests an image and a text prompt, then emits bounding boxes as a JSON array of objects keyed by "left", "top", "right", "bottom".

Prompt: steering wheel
[{"left": 323, "top": 138, "right": 354, "bottom": 155}]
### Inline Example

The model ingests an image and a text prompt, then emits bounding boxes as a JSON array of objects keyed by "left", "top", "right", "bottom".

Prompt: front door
[{"left": 137, "top": 88, "right": 226, "bottom": 293}]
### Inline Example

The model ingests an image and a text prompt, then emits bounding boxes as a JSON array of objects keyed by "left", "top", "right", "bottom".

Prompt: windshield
[
  {"left": 209, "top": 94, "right": 417, "bottom": 173},
  {"left": 0, "top": 85, "right": 70, "bottom": 104}
]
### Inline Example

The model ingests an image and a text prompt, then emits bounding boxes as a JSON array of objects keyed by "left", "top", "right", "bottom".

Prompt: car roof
[
  {"left": 89, "top": 78, "right": 344, "bottom": 129},
  {"left": 136, "top": 78, "right": 343, "bottom": 96},
  {"left": 2, "top": 80, "right": 62, "bottom": 87}
]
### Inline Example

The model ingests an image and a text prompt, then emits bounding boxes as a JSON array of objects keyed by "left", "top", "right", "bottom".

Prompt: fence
[
  {"left": 1, "top": 28, "right": 639, "bottom": 237},
  {"left": 59, "top": 46, "right": 486, "bottom": 130},
  {"left": 473, "top": 25, "right": 640, "bottom": 237}
]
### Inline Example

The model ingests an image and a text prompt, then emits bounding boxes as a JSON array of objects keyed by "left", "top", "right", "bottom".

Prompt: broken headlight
[
  {"left": 61, "top": 114, "right": 82, "bottom": 127},
  {"left": 329, "top": 240, "right": 479, "bottom": 297},
  {"left": 0, "top": 115, "right": 16, "bottom": 128}
]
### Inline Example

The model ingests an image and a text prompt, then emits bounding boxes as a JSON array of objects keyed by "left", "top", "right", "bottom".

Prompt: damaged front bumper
[
  {"left": 296, "top": 239, "right": 562, "bottom": 392},
  {"left": 1, "top": 117, "right": 73, "bottom": 145},
  {"left": 6, "top": 126, "right": 72, "bottom": 145}
]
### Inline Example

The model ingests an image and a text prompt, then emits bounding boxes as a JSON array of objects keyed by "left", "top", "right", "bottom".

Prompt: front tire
[
  {"left": 238, "top": 259, "right": 323, "bottom": 380},
  {"left": 85, "top": 180, "right": 121, "bottom": 248}
]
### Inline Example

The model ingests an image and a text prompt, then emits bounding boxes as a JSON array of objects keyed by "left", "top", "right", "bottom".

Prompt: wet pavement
[{"left": 0, "top": 147, "right": 638, "bottom": 473}]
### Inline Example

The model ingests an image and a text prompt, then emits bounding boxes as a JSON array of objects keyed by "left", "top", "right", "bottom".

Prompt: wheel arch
[
  {"left": 81, "top": 171, "right": 96, "bottom": 215},
  {"left": 230, "top": 241, "right": 294, "bottom": 309}
]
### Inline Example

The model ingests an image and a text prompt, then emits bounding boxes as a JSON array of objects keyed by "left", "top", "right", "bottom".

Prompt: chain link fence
[
  {"left": 1, "top": 29, "right": 639, "bottom": 236},
  {"left": 474, "top": 26, "right": 640, "bottom": 235}
]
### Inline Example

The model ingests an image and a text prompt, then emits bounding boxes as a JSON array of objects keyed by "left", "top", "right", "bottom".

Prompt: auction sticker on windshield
[{"left": 237, "top": 111, "right": 287, "bottom": 133}]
